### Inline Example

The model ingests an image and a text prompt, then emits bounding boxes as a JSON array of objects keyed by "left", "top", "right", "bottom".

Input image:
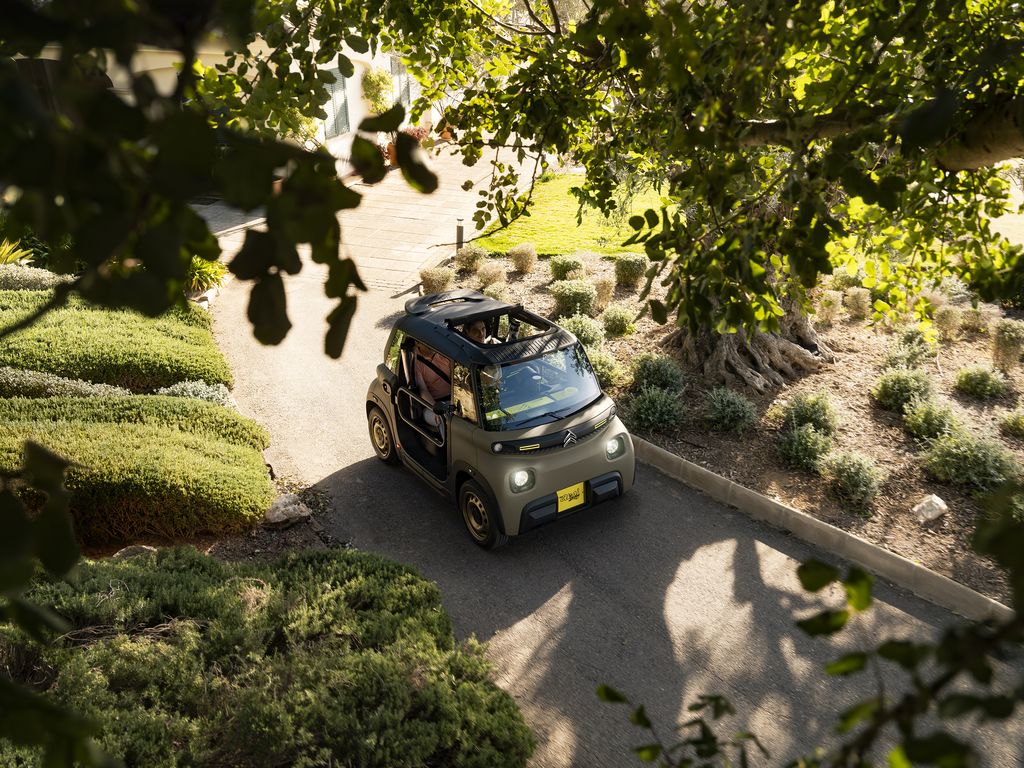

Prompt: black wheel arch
[{"left": 453, "top": 463, "right": 506, "bottom": 535}]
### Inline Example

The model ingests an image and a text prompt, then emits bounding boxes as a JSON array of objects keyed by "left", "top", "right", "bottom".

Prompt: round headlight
[
  {"left": 606, "top": 436, "right": 625, "bottom": 459},
  {"left": 492, "top": 443, "right": 504, "bottom": 453},
  {"left": 509, "top": 469, "right": 535, "bottom": 493}
]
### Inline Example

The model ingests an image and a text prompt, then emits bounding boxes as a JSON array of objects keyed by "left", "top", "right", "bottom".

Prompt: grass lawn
[
  {"left": 0, "top": 291, "right": 232, "bottom": 391},
  {"left": 474, "top": 174, "right": 665, "bottom": 256}
]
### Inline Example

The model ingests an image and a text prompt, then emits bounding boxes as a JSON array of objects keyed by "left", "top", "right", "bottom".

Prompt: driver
[
  {"left": 414, "top": 341, "right": 451, "bottom": 437},
  {"left": 463, "top": 319, "right": 497, "bottom": 345}
]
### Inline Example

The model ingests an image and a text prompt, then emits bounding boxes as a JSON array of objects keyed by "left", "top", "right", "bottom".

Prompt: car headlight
[
  {"left": 509, "top": 469, "right": 535, "bottom": 493},
  {"left": 606, "top": 435, "right": 626, "bottom": 459}
]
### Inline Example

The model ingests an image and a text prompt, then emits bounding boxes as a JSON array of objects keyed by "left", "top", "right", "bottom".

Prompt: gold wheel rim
[
  {"left": 463, "top": 492, "right": 489, "bottom": 541},
  {"left": 371, "top": 416, "right": 390, "bottom": 455}
]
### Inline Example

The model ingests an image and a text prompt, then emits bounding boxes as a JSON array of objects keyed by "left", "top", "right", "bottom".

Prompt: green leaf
[
  {"left": 248, "top": 272, "right": 291, "bottom": 345},
  {"left": 345, "top": 35, "right": 369, "bottom": 53},
  {"left": 596, "top": 684, "right": 628, "bottom": 703},
  {"left": 837, "top": 697, "right": 881, "bottom": 734},
  {"left": 325, "top": 296, "right": 358, "bottom": 359},
  {"left": 335, "top": 54, "right": 354, "bottom": 78},
  {"left": 396, "top": 132, "right": 438, "bottom": 194},
  {"left": 629, "top": 214, "right": 645, "bottom": 230},
  {"left": 842, "top": 568, "right": 874, "bottom": 611},
  {"left": 877, "top": 640, "right": 930, "bottom": 669},
  {"left": 359, "top": 104, "right": 405, "bottom": 133},
  {"left": 826, "top": 652, "right": 868, "bottom": 676},
  {"left": 629, "top": 705, "right": 652, "bottom": 729},
  {"left": 888, "top": 746, "right": 912, "bottom": 768},
  {"left": 649, "top": 299, "right": 667, "bottom": 324},
  {"left": 796, "top": 559, "right": 839, "bottom": 592},
  {"left": 796, "top": 609, "right": 849, "bottom": 636},
  {"left": 643, "top": 208, "right": 658, "bottom": 229},
  {"left": 634, "top": 744, "right": 661, "bottom": 762}
]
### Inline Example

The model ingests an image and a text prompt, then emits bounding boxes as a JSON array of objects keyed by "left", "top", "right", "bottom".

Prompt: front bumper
[{"left": 518, "top": 470, "right": 625, "bottom": 534}]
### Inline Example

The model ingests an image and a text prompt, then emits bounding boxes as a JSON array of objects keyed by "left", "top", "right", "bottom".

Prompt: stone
[
  {"left": 264, "top": 493, "right": 312, "bottom": 528},
  {"left": 913, "top": 494, "right": 948, "bottom": 523},
  {"left": 112, "top": 545, "right": 158, "bottom": 560}
]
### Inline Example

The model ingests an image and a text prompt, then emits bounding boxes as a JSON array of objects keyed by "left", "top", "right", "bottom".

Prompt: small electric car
[{"left": 365, "top": 289, "right": 635, "bottom": 548}]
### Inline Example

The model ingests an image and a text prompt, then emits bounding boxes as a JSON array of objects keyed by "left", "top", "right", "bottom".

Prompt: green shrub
[
  {"left": 632, "top": 352, "right": 686, "bottom": 392},
  {"left": 627, "top": 386, "right": 685, "bottom": 433},
  {"left": 549, "top": 254, "right": 586, "bottom": 281},
  {"left": 992, "top": 317, "right": 1024, "bottom": 371},
  {"left": 186, "top": 256, "right": 227, "bottom": 293},
  {"left": 0, "top": 366, "right": 130, "bottom": 398},
  {"left": 477, "top": 260, "right": 506, "bottom": 287},
  {"left": 0, "top": 263, "right": 73, "bottom": 290},
  {"left": 0, "top": 238, "right": 33, "bottom": 264},
  {"left": 0, "top": 420, "right": 273, "bottom": 543},
  {"left": 455, "top": 244, "right": 487, "bottom": 273},
  {"left": 844, "top": 287, "right": 872, "bottom": 319},
  {"left": 882, "top": 328, "right": 934, "bottom": 370},
  {"left": 420, "top": 266, "right": 454, "bottom": 294},
  {"left": 871, "top": 368, "right": 933, "bottom": 411},
  {"left": 815, "top": 290, "right": 843, "bottom": 325},
  {"left": 614, "top": 254, "right": 648, "bottom": 289},
  {"left": 828, "top": 270, "right": 862, "bottom": 292},
  {"left": 558, "top": 313, "right": 604, "bottom": 348},
  {"left": 483, "top": 281, "right": 510, "bottom": 302},
  {"left": 903, "top": 398, "right": 959, "bottom": 440},
  {"left": 586, "top": 348, "right": 623, "bottom": 389},
  {"left": 1000, "top": 410, "right": 1024, "bottom": 439},
  {"left": 361, "top": 66, "right": 394, "bottom": 113},
  {"left": 704, "top": 387, "right": 757, "bottom": 434},
  {"left": 508, "top": 242, "right": 537, "bottom": 273},
  {"left": 0, "top": 548, "right": 534, "bottom": 768},
  {"left": 954, "top": 366, "right": 1009, "bottom": 399},
  {"left": 549, "top": 279, "right": 597, "bottom": 317},
  {"left": 0, "top": 395, "right": 268, "bottom": 451},
  {"left": 779, "top": 389, "right": 838, "bottom": 435},
  {"left": 961, "top": 306, "right": 989, "bottom": 334},
  {"left": 778, "top": 424, "right": 832, "bottom": 472},
  {"left": 823, "top": 451, "right": 884, "bottom": 511},
  {"left": 153, "top": 379, "right": 236, "bottom": 408},
  {"left": 602, "top": 305, "right": 636, "bottom": 336},
  {"left": 594, "top": 276, "right": 615, "bottom": 312},
  {"left": 934, "top": 305, "right": 962, "bottom": 342},
  {"left": 923, "top": 433, "right": 1018, "bottom": 494},
  {"left": 0, "top": 291, "right": 231, "bottom": 391}
]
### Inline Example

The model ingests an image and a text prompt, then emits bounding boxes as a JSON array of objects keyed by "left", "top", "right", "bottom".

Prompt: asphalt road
[{"left": 212, "top": 261, "right": 1024, "bottom": 767}]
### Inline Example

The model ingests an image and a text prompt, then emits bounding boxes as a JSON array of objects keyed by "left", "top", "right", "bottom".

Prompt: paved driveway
[{"left": 209, "top": 160, "right": 1024, "bottom": 767}]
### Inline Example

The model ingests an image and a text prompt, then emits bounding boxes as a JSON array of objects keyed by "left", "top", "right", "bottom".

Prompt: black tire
[
  {"left": 459, "top": 479, "right": 508, "bottom": 550},
  {"left": 367, "top": 406, "right": 399, "bottom": 464}
]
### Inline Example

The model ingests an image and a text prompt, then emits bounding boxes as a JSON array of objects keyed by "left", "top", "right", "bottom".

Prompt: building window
[
  {"left": 321, "top": 68, "right": 350, "bottom": 140},
  {"left": 389, "top": 56, "right": 412, "bottom": 109}
]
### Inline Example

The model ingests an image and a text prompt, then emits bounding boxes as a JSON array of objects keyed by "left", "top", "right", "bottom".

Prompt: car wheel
[
  {"left": 367, "top": 406, "right": 399, "bottom": 464},
  {"left": 459, "top": 479, "right": 508, "bottom": 550}
]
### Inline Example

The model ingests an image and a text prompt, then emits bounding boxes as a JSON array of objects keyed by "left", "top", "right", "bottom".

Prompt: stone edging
[{"left": 633, "top": 436, "right": 1014, "bottom": 622}]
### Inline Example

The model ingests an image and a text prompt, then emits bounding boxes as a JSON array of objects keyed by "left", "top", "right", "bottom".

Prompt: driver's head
[{"left": 465, "top": 319, "right": 487, "bottom": 343}]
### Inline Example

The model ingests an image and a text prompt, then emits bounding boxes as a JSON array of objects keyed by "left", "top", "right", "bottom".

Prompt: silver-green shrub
[
  {"left": 992, "top": 318, "right": 1024, "bottom": 371},
  {"left": 550, "top": 254, "right": 586, "bottom": 281},
  {"left": 586, "top": 348, "right": 623, "bottom": 389},
  {"left": 0, "top": 263, "right": 74, "bottom": 290},
  {"left": 0, "top": 366, "right": 130, "bottom": 398},
  {"left": 778, "top": 424, "right": 832, "bottom": 472},
  {"left": 871, "top": 368, "right": 933, "bottom": 411},
  {"left": 628, "top": 386, "right": 684, "bottom": 433},
  {"left": 704, "top": 387, "right": 757, "bottom": 434},
  {"left": 614, "top": 254, "right": 648, "bottom": 289},
  {"left": 549, "top": 279, "right": 597, "bottom": 316},
  {"left": 507, "top": 243, "right": 537, "bottom": 273},
  {"left": 823, "top": 451, "right": 884, "bottom": 511},
  {"left": 903, "top": 398, "right": 959, "bottom": 440},
  {"left": 558, "top": 313, "right": 604, "bottom": 348},
  {"left": 454, "top": 244, "right": 487, "bottom": 273},
  {"left": 954, "top": 366, "right": 1009, "bottom": 399},
  {"left": 779, "top": 390, "right": 838, "bottom": 434},
  {"left": 924, "top": 433, "right": 1017, "bottom": 494},
  {"left": 602, "top": 305, "right": 636, "bottom": 336},
  {"left": 631, "top": 352, "right": 686, "bottom": 393},
  {"left": 154, "top": 380, "right": 237, "bottom": 409}
]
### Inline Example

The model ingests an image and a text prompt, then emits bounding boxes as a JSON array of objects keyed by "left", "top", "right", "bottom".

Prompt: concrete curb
[{"left": 632, "top": 436, "right": 1014, "bottom": 622}]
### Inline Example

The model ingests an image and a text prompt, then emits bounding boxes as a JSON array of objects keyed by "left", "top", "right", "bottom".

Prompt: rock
[
  {"left": 914, "top": 494, "right": 948, "bottom": 523},
  {"left": 264, "top": 493, "right": 312, "bottom": 528},
  {"left": 112, "top": 545, "right": 158, "bottom": 560}
]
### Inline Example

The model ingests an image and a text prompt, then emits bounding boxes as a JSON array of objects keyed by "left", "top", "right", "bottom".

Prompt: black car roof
[{"left": 398, "top": 289, "right": 577, "bottom": 366}]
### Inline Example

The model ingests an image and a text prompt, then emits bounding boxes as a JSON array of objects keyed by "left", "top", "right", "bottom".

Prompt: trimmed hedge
[
  {"left": 0, "top": 366, "right": 131, "bottom": 398},
  {"left": 0, "top": 420, "right": 274, "bottom": 543},
  {"left": 0, "top": 396, "right": 269, "bottom": 451},
  {"left": 0, "top": 291, "right": 230, "bottom": 391},
  {"left": 0, "top": 548, "right": 535, "bottom": 768}
]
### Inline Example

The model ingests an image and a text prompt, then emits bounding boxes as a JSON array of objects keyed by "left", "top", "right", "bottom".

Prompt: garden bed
[{"left": 446, "top": 249, "right": 1018, "bottom": 603}]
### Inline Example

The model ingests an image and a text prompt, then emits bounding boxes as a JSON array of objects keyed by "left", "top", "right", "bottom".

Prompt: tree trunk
[{"left": 665, "top": 307, "right": 835, "bottom": 394}]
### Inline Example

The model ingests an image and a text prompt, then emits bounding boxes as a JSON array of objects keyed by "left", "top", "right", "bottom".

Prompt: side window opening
[
  {"left": 452, "top": 363, "right": 478, "bottom": 424},
  {"left": 386, "top": 330, "right": 405, "bottom": 374}
]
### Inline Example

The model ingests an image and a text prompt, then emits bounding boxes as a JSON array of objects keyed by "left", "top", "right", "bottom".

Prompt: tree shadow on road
[{"left": 312, "top": 459, "right": 1003, "bottom": 767}]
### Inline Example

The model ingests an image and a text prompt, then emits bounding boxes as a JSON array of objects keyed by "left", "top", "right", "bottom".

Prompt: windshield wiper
[{"left": 514, "top": 410, "right": 566, "bottom": 427}]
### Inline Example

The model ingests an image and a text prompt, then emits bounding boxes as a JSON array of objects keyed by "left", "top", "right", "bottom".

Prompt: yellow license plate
[{"left": 556, "top": 482, "right": 586, "bottom": 513}]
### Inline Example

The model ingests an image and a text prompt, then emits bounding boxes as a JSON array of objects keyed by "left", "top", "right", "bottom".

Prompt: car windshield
[{"left": 477, "top": 344, "right": 602, "bottom": 431}]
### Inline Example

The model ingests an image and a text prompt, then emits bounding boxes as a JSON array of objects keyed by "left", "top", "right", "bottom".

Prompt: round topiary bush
[
  {"left": 594, "top": 276, "right": 615, "bottom": 312},
  {"left": 777, "top": 424, "right": 832, "bottom": 472},
  {"left": 614, "top": 254, "right": 648, "bottom": 289},
  {"left": 631, "top": 352, "right": 686, "bottom": 393},
  {"left": 844, "top": 287, "right": 872, "bottom": 319},
  {"left": 0, "top": 548, "right": 536, "bottom": 768},
  {"left": 602, "top": 305, "right": 636, "bottom": 336},
  {"left": 549, "top": 279, "right": 597, "bottom": 317},
  {"left": 508, "top": 242, "right": 537, "bottom": 273},
  {"left": 1000, "top": 410, "right": 1024, "bottom": 439},
  {"left": 420, "top": 266, "right": 455, "bottom": 294},
  {"left": 815, "top": 290, "right": 843, "bottom": 326},
  {"left": 483, "top": 281, "right": 510, "bottom": 302},
  {"left": 992, "top": 318, "right": 1024, "bottom": 371},
  {"left": 902, "top": 398, "right": 959, "bottom": 440},
  {"left": 778, "top": 390, "right": 838, "bottom": 435},
  {"left": 924, "top": 432, "right": 1018, "bottom": 494},
  {"left": 558, "top": 313, "right": 604, "bottom": 348},
  {"left": 455, "top": 244, "right": 488, "bottom": 273},
  {"left": 586, "top": 347, "right": 623, "bottom": 389},
  {"left": 934, "top": 305, "right": 962, "bottom": 342},
  {"left": 549, "top": 254, "right": 586, "bottom": 281},
  {"left": 628, "top": 386, "right": 685, "bottom": 433},
  {"left": 704, "top": 387, "right": 757, "bottom": 434},
  {"left": 871, "top": 368, "right": 933, "bottom": 412},
  {"left": 477, "top": 260, "right": 506, "bottom": 288},
  {"left": 823, "top": 451, "right": 884, "bottom": 511},
  {"left": 954, "top": 366, "right": 1009, "bottom": 399}
]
